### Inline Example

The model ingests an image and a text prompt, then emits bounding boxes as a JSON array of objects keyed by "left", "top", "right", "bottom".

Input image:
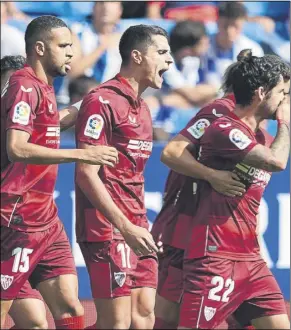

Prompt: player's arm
[
  {"left": 161, "top": 136, "right": 246, "bottom": 197},
  {"left": 59, "top": 101, "right": 82, "bottom": 131},
  {"left": 6, "top": 129, "right": 118, "bottom": 166},
  {"left": 75, "top": 143, "right": 158, "bottom": 255},
  {"left": 242, "top": 96, "right": 290, "bottom": 172}
]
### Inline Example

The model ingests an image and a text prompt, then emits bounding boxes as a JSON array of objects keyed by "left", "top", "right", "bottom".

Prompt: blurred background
[
  {"left": 2, "top": 1, "right": 290, "bottom": 328},
  {"left": 2, "top": 1, "right": 290, "bottom": 140}
]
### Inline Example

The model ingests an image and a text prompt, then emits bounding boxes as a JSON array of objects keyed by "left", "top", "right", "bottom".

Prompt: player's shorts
[
  {"left": 79, "top": 240, "right": 158, "bottom": 298},
  {"left": 157, "top": 244, "right": 184, "bottom": 303},
  {"left": 179, "top": 257, "right": 287, "bottom": 329},
  {"left": 16, "top": 280, "right": 43, "bottom": 300},
  {"left": 1, "top": 221, "right": 76, "bottom": 300}
]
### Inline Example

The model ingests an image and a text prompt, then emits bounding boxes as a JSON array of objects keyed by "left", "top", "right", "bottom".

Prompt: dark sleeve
[
  {"left": 75, "top": 92, "right": 113, "bottom": 146},
  {"left": 203, "top": 121, "right": 258, "bottom": 164},
  {"left": 4, "top": 79, "right": 39, "bottom": 135}
]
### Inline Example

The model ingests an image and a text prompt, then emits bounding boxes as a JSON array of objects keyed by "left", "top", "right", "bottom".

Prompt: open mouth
[{"left": 158, "top": 69, "right": 167, "bottom": 77}]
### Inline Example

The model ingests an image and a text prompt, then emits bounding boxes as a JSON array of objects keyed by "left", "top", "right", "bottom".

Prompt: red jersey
[
  {"left": 151, "top": 95, "right": 236, "bottom": 249},
  {"left": 1, "top": 66, "right": 60, "bottom": 232},
  {"left": 185, "top": 112, "right": 273, "bottom": 261},
  {"left": 75, "top": 75, "right": 153, "bottom": 242}
]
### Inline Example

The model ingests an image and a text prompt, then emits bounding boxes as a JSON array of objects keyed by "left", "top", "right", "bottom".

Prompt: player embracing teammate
[{"left": 153, "top": 50, "right": 290, "bottom": 329}]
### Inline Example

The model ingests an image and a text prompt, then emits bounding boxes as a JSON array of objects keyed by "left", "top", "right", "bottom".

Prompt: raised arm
[{"left": 242, "top": 96, "right": 290, "bottom": 172}]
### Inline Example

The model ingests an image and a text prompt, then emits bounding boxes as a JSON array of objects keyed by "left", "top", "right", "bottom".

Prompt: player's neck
[
  {"left": 119, "top": 67, "right": 146, "bottom": 98},
  {"left": 234, "top": 106, "right": 262, "bottom": 132},
  {"left": 26, "top": 59, "right": 54, "bottom": 86}
]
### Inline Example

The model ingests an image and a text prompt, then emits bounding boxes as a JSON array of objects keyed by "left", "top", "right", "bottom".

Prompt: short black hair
[
  {"left": 224, "top": 49, "right": 283, "bottom": 106},
  {"left": 119, "top": 24, "right": 169, "bottom": 65},
  {"left": 25, "top": 15, "right": 68, "bottom": 55},
  {"left": 170, "top": 20, "right": 207, "bottom": 54},
  {"left": 68, "top": 76, "right": 98, "bottom": 100},
  {"left": 1, "top": 55, "right": 26, "bottom": 76},
  {"left": 218, "top": 2, "right": 247, "bottom": 19}
]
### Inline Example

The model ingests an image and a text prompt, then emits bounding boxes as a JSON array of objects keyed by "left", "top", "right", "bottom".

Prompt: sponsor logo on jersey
[
  {"left": 235, "top": 163, "right": 271, "bottom": 186},
  {"left": 99, "top": 96, "right": 110, "bottom": 104},
  {"left": 187, "top": 118, "right": 210, "bottom": 139},
  {"left": 114, "top": 272, "right": 126, "bottom": 287},
  {"left": 127, "top": 140, "right": 153, "bottom": 152},
  {"left": 46, "top": 127, "right": 60, "bottom": 137},
  {"left": 204, "top": 306, "right": 216, "bottom": 322},
  {"left": 212, "top": 109, "right": 223, "bottom": 117},
  {"left": 84, "top": 114, "right": 104, "bottom": 140},
  {"left": 20, "top": 86, "right": 33, "bottom": 93},
  {"left": 229, "top": 129, "right": 252, "bottom": 150},
  {"left": 12, "top": 101, "right": 31, "bottom": 125},
  {"left": 1, "top": 275, "right": 14, "bottom": 290}
]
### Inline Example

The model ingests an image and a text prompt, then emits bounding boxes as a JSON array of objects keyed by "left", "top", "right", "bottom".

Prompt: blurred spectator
[
  {"left": 147, "top": 20, "right": 217, "bottom": 140},
  {"left": 1, "top": 2, "right": 26, "bottom": 57},
  {"left": 206, "top": 2, "right": 264, "bottom": 88},
  {"left": 122, "top": 2, "right": 147, "bottom": 18},
  {"left": 69, "top": 1, "right": 123, "bottom": 81},
  {"left": 5, "top": 2, "right": 30, "bottom": 21},
  {"left": 242, "top": 1, "right": 290, "bottom": 62},
  {"left": 1, "top": 55, "right": 26, "bottom": 91},
  {"left": 146, "top": 1, "right": 218, "bottom": 22},
  {"left": 68, "top": 76, "right": 99, "bottom": 104},
  {"left": 61, "top": 76, "right": 99, "bottom": 141}
]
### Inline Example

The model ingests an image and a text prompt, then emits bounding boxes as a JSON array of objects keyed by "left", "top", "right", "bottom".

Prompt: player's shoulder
[
  {"left": 196, "top": 95, "right": 235, "bottom": 121},
  {"left": 9, "top": 67, "right": 39, "bottom": 92},
  {"left": 84, "top": 77, "right": 130, "bottom": 107}
]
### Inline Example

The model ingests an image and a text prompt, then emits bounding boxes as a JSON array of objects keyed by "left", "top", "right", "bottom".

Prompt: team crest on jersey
[
  {"left": 84, "top": 114, "right": 104, "bottom": 139},
  {"left": 12, "top": 101, "right": 31, "bottom": 125},
  {"left": 204, "top": 306, "right": 216, "bottom": 322},
  {"left": 229, "top": 129, "right": 252, "bottom": 150},
  {"left": 114, "top": 272, "right": 126, "bottom": 287},
  {"left": 187, "top": 118, "right": 210, "bottom": 139},
  {"left": 1, "top": 275, "right": 14, "bottom": 290}
]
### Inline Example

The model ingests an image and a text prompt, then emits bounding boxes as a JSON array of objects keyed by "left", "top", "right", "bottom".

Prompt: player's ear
[
  {"left": 132, "top": 49, "right": 142, "bottom": 65},
  {"left": 257, "top": 86, "right": 266, "bottom": 101},
  {"left": 35, "top": 41, "right": 45, "bottom": 57}
]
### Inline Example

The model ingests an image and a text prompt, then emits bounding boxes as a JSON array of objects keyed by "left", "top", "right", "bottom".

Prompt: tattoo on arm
[{"left": 243, "top": 124, "right": 290, "bottom": 172}]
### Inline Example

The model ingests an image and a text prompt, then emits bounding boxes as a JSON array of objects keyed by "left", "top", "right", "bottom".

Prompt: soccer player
[
  {"left": 75, "top": 25, "right": 173, "bottom": 329},
  {"left": 173, "top": 51, "right": 290, "bottom": 329},
  {"left": 153, "top": 52, "right": 291, "bottom": 330},
  {"left": 1, "top": 16, "right": 120, "bottom": 329}
]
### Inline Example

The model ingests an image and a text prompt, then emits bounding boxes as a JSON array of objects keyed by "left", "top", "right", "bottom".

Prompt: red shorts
[
  {"left": 179, "top": 257, "right": 287, "bottom": 329},
  {"left": 16, "top": 280, "right": 43, "bottom": 300},
  {"left": 157, "top": 245, "right": 184, "bottom": 303},
  {"left": 79, "top": 240, "right": 158, "bottom": 299},
  {"left": 1, "top": 221, "right": 76, "bottom": 300}
]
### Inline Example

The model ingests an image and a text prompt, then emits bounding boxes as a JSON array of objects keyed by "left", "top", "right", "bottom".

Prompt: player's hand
[
  {"left": 82, "top": 146, "right": 119, "bottom": 167},
  {"left": 276, "top": 94, "right": 290, "bottom": 124},
  {"left": 121, "top": 224, "right": 158, "bottom": 256},
  {"left": 208, "top": 170, "right": 246, "bottom": 197}
]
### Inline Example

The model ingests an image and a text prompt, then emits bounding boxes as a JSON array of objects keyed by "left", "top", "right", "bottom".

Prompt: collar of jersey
[{"left": 23, "top": 64, "right": 54, "bottom": 90}]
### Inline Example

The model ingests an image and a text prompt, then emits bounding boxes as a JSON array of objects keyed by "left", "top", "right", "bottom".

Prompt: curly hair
[
  {"left": 1, "top": 55, "right": 26, "bottom": 76},
  {"left": 221, "top": 49, "right": 286, "bottom": 106}
]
